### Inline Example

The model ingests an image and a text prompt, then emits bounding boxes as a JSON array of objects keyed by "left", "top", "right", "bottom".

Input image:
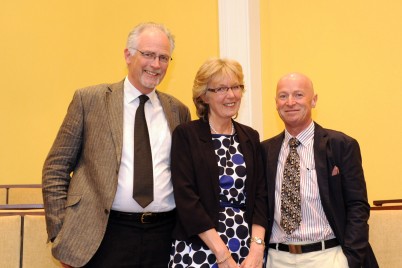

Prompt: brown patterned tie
[
  {"left": 133, "top": 95, "right": 153, "bottom": 208},
  {"left": 281, "top": 137, "right": 301, "bottom": 235}
]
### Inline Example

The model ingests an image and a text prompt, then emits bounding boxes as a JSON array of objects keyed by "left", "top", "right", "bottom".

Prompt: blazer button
[{"left": 104, "top": 209, "right": 109, "bottom": 214}]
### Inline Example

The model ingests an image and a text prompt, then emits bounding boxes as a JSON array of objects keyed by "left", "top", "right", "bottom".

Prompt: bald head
[{"left": 276, "top": 72, "right": 314, "bottom": 95}]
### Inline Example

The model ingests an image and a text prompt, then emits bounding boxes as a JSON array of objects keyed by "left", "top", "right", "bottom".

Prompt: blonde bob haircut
[{"left": 193, "top": 58, "right": 244, "bottom": 120}]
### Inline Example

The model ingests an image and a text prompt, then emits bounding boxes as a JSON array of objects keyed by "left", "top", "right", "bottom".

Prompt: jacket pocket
[{"left": 65, "top": 194, "right": 81, "bottom": 208}]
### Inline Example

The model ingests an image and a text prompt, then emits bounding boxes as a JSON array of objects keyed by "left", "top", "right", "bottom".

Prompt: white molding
[{"left": 218, "top": 0, "right": 263, "bottom": 136}]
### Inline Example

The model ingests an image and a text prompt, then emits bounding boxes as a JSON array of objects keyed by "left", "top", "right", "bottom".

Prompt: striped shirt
[{"left": 270, "top": 121, "right": 335, "bottom": 243}]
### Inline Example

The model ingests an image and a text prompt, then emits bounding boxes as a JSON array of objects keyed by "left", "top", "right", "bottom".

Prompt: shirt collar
[
  {"left": 123, "top": 76, "right": 157, "bottom": 106},
  {"left": 284, "top": 121, "right": 315, "bottom": 147}
]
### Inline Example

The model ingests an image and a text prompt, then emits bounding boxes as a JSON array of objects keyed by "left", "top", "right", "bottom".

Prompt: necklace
[{"left": 209, "top": 121, "right": 235, "bottom": 135}]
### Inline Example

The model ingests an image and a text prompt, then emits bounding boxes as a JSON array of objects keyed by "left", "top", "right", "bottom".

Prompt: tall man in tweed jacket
[{"left": 42, "top": 23, "right": 190, "bottom": 268}]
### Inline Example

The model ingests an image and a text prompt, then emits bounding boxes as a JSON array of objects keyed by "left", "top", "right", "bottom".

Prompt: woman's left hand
[{"left": 239, "top": 244, "right": 265, "bottom": 268}]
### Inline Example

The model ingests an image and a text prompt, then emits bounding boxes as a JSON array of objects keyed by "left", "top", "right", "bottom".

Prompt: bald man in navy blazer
[{"left": 261, "top": 73, "right": 377, "bottom": 268}]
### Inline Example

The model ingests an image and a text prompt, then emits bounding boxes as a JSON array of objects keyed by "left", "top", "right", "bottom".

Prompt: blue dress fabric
[{"left": 169, "top": 133, "right": 250, "bottom": 267}]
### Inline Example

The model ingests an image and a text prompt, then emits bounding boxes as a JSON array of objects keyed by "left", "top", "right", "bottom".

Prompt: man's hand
[{"left": 61, "top": 262, "right": 73, "bottom": 268}]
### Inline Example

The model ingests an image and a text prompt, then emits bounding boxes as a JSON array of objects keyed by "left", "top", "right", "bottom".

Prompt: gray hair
[{"left": 126, "top": 22, "right": 175, "bottom": 55}]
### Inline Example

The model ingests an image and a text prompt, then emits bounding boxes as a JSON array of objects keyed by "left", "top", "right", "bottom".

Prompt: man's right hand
[{"left": 61, "top": 262, "right": 73, "bottom": 268}]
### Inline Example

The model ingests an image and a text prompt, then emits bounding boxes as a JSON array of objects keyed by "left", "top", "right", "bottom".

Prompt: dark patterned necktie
[
  {"left": 133, "top": 95, "right": 153, "bottom": 208},
  {"left": 281, "top": 137, "right": 301, "bottom": 235}
]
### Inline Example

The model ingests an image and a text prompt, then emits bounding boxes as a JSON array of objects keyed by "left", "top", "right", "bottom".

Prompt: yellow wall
[
  {"left": 0, "top": 0, "right": 219, "bottom": 184},
  {"left": 1, "top": 1, "right": 400, "bottom": 204},
  {"left": 260, "top": 0, "right": 402, "bottom": 203}
]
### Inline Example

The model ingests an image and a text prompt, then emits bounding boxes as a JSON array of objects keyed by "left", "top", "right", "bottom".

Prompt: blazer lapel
[
  {"left": 313, "top": 123, "right": 331, "bottom": 210},
  {"left": 234, "top": 122, "right": 253, "bottom": 188},
  {"left": 157, "top": 91, "right": 179, "bottom": 134},
  {"left": 267, "top": 133, "right": 284, "bottom": 213},
  {"left": 106, "top": 81, "right": 124, "bottom": 165},
  {"left": 197, "top": 119, "right": 221, "bottom": 194}
]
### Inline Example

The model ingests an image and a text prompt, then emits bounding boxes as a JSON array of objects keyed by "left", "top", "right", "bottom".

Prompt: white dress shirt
[
  {"left": 111, "top": 77, "right": 174, "bottom": 212},
  {"left": 270, "top": 121, "right": 336, "bottom": 243}
]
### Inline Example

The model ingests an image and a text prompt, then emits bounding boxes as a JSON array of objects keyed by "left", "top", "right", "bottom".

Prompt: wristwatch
[{"left": 250, "top": 236, "right": 265, "bottom": 247}]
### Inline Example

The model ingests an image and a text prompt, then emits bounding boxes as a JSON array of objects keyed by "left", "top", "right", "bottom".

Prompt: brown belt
[
  {"left": 109, "top": 209, "right": 175, "bottom": 224},
  {"left": 268, "top": 238, "right": 339, "bottom": 254}
]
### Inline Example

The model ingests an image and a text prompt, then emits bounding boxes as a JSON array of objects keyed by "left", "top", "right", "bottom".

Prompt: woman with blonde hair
[{"left": 169, "top": 58, "right": 267, "bottom": 268}]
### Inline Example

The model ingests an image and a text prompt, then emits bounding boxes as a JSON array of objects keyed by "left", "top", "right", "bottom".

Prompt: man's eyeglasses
[
  {"left": 207, "top": 85, "right": 244, "bottom": 95},
  {"left": 134, "top": 49, "right": 172, "bottom": 63}
]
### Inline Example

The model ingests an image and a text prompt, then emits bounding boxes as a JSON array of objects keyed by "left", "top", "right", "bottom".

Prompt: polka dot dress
[{"left": 169, "top": 133, "right": 250, "bottom": 267}]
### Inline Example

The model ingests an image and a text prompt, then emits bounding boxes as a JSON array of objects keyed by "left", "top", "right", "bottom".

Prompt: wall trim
[{"left": 218, "top": 0, "right": 263, "bottom": 136}]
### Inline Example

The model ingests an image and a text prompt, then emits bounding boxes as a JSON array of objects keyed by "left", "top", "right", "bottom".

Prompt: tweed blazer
[
  {"left": 171, "top": 119, "right": 268, "bottom": 245},
  {"left": 261, "top": 122, "right": 378, "bottom": 268},
  {"left": 42, "top": 80, "right": 191, "bottom": 267}
]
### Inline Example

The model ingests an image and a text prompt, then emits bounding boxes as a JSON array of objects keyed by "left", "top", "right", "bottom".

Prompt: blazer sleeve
[
  {"left": 252, "top": 137, "right": 268, "bottom": 230},
  {"left": 42, "top": 90, "right": 84, "bottom": 241},
  {"left": 171, "top": 125, "right": 216, "bottom": 238},
  {"left": 330, "top": 136, "right": 370, "bottom": 268},
  {"left": 178, "top": 104, "right": 191, "bottom": 125}
]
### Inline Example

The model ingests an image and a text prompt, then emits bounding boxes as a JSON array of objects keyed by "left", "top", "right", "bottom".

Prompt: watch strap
[{"left": 250, "top": 236, "right": 266, "bottom": 247}]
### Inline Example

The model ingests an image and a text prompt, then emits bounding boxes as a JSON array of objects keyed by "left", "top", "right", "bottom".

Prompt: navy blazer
[
  {"left": 261, "top": 122, "right": 378, "bottom": 268},
  {"left": 171, "top": 119, "right": 268, "bottom": 245}
]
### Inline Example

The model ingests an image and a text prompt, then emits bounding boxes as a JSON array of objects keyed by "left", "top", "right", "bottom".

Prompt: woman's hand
[
  {"left": 240, "top": 224, "right": 266, "bottom": 268},
  {"left": 239, "top": 244, "right": 264, "bottom": 268},
  {"left": 199, "top": 229, "right": 240, "bottom": 267},
  {"left": 217, "top": 253, "right": 239, "bottom": 268}
]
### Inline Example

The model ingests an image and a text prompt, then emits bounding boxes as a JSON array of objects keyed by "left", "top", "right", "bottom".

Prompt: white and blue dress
[{"left": 169, "top": 132, "right": 251, "bottom": 267}]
